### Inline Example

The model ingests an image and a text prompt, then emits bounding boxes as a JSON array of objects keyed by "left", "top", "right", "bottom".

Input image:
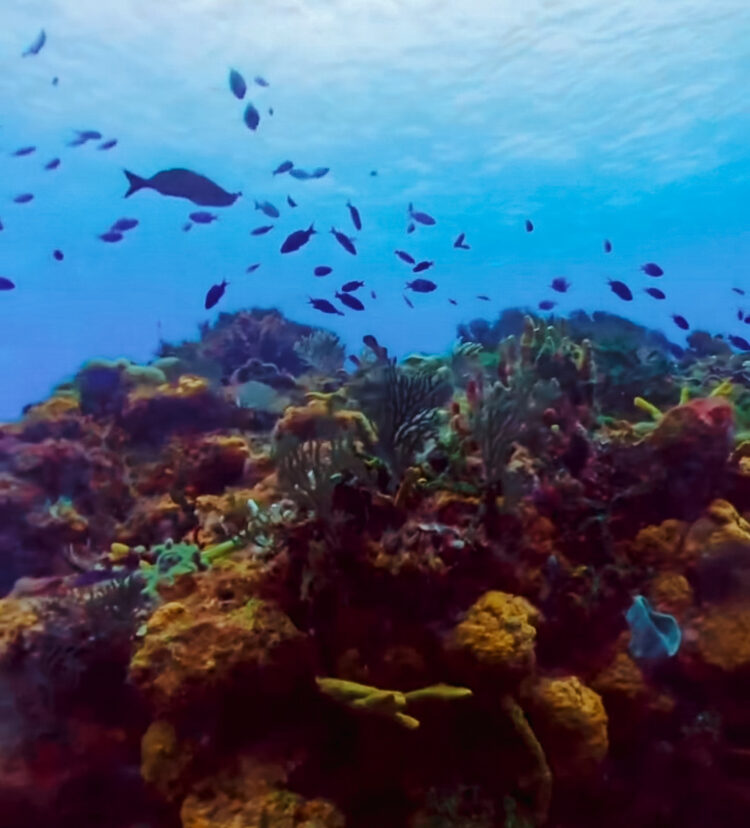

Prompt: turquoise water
[{"left": 1, "top": 0, "right": 749, "bottom": 418}]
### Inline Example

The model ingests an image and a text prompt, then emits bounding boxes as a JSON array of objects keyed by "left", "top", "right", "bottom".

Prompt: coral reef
[{"left": 3, "top": 307, "right": 750, "bottom": 827}]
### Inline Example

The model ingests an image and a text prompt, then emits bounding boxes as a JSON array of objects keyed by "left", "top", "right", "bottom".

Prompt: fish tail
[{"left": 123, "top": 170, "right": 147, "bottom": 197}]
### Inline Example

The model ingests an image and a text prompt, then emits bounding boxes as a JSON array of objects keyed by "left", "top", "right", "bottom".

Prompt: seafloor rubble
[{"left": 1, "top": 307, "right": 750, "bottom": 828}]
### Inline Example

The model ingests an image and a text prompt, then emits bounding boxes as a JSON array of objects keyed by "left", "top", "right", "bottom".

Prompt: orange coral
[
  {"left": 627, "top": 519, "right": 688, "bottom": 569},
  {"left": 648, "top": 571, "right": 694, "bottom": 617},
  {"left": 140, "top": 719, "right": 196, "bottom": 802},
  {"left": 450, "top": 591, "right": 540, "bottom": 679},
  {"left": 682, "top": 499, "right": 750, "bottom": 565},
  {"left": 688, "top": 604, "right": 750, "bottom": 674},
  {"left": 0, "top": 597, "right": 40, "bottom": 663},
  {"left": 22, "top": 394, "right": 80, "bottom": 423},
  {"left": 592, "top": 651, "right": 647, "bottom": 704},
  {"left": 528, "top": 676, "right": 608, "bottom": 778},
  {"left": 273, "top": 398, "right": 375, "bottom": 446}
]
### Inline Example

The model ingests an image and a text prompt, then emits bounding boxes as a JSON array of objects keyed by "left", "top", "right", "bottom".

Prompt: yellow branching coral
[{"left": 634, "top": 396, "right": 663, "bottom": 421}]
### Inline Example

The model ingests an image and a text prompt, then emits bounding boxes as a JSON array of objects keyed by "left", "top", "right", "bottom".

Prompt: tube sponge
[{"left": 626, "top": 595, "right": 681, "bottom": 659}]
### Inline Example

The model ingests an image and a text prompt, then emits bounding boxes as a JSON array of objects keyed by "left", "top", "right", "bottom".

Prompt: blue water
[{"left": 1, "top": 0, "right": 749, "bottom": 419}]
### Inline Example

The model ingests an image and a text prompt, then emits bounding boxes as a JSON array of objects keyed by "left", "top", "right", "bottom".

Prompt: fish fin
[{"left": 124, "top": 170, "right": 147, "bottom": 197}]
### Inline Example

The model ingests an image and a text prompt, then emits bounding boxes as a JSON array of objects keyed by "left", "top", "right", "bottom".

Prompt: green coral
[{"left": 140, "top": 540, "right": 204, "bottom": 598}]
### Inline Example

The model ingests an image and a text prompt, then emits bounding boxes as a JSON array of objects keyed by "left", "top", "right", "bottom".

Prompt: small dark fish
[
  {"left": 281, "top": 224, "right": 316, "bottom": 254},
  {"left": 254, "top": 76, "right": 269, "bottom": 87},
  {"left": 551, "top": 277, "right": 570, "bottom": 293},
  {"left": 190, "top": 211, "right": 218, "bottom": 224},
  {"left": 273, "top": 160, "right": 293, "bottom": 175},
  {"left": 52, "top": 76, "right": 59, "bottom": 86},
  {"left": 111, "top": 218, "right": 139, "bottom": 232},
  {"left": 370, "top": 170, "right": 378, "bottom": 176},
  {"left": 255, "top": 200, "right": 280, "bottom": 218},
  {"left": 406, "top": 278, "right": 437, "bottom": 293},
  {"left": 341, "top": 280, "right": 364, "bottom": 292},
  {"left": 229, "top": 69, "right": 247, "bottom": 100},
  {"left": 413, "top": 260, "right": 434, "bottom": 273},
  {"left": 641, "top": 262, "right": 664, "bottom": 277},
  {"left": 246, "top": 263, "right": 261, "bottom": 273},
  {"left": 312, "top": 167, "right": 330, "bottom": 179},
  {"left": 603, "top": 239, "right": 612, "bottom": 253},
  {"left": 0, "top": 219, "right": 4, "bottom": 231},
  {"left": 99, "top": 231, "right": 123, "bottom": 243},
  {"left": 44, "top": 158, "right": 61, "bottom": 170},
  {"left": 53, "top": 249, "right": 64, "bottom": 261},
  {"left": 336, "top": 291, "right": 365, "bottom": 311},
  {"left": 740, "top": 309, "right": 745, "bottom": 321},
  {"left": 476, "top": 295, "right": 490, "bottom": 301},
  {"left": 347, "top": 201, "right": 362, "bottom": 231},
  {"left": 251, "top": 225, "right": 274, "bottom": 235},
  {"left": 538, "top": 300, "right": 556, "bottom": 311},
  {"left": 309, "top": 297, "right": 343, "bottom": 315},
  {"left": 243, "top": 103, "right": 261, "bottom": 131},
  {"left": 370, "top": 290, "right": 377, "bottom": 299},
  {"left": 287, "top": 195, "right": 297, "bottom": 208},
  {"left": 22, "top": 29, "right": 46, "bottom": 57},
  {"left": 448, "top": 298, "right": 458, "bottom": 305},
  {"left": 744, "top": 316, "right": 750, "bottom": 324},
  {"left": 183, "top": 222, "right": 192, "bottom": 232},
  {"left": 729, "top": 335, "right": 750, "bottom": 351},
  {"left": 608, "top": 279, "right": 633, "bottom": 301},
  {"left": 408, "top": 203, "right": 435, "bottom": 226},
  {"left": 0, "top": 277, "right": 16, "bottom": 291},
  {"left": 403, "top": 294, "right": 414, "bottom": 308},
  {"left": 268, "top": 107, "right": 274, "bottom": 116},
  {"left": 12, "top": 146, "right": 36, "bottom": 157},
  {"left": 407, "top": 222, "right": 415, "bottom": 234},
  {"left": 124, "top": 168, "right": 240, "bottom": 207},
  {"left": 732, "top": 287, "right": 746, "bottom": 295},
  {"left": 672, "top": 314, "right": 689, "bottom": 330},
  {"left": 453, "top": 233, "right": 470, "bottom": 249},
  {"left": 330, "top": 227, "right": 357, "bottom": 255},
  {"left": 525, "top": 219, "right": 534, "bottom": 233},
  {"left": 13, "top": 194, "right": 34, "bottom": 204},
  {"left": 645, "top": 287, "right": 666, "bottom": 300},
  {"left": 68, "top": 129, "right": 102, "bottom": 146},
  {"left": 98, "top": 139, "right": 118, "bottom": 150},
  {"left": 205, "top": 280, "right": 228, "bottom": 310},
  {"left": 289, "top": 168, "right": 312, "bottom": 180},
  {"left": 395, "top": 250, "right": 415, "bottom": 264},
  {"left": 314, "top": 266, "right": 333, "bottom": 277}
]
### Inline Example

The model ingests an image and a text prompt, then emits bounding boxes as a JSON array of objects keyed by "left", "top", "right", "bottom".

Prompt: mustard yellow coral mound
[
  {"left": 627, "top": 519, "right": 687, "bottom": 569},
  {"left": 648, "top": 571, "right": 694, "bottom": 617},
  {"left": 683, "top": 499, "right": 750, "bottom": 566},
  {"left": 592, "top": 651, "right": 647, "bottom": 704},
  {"left": 530, "top": 676, "right": 608, "bottom": 777},
  {"left": 691, "top": 604, "right": 750, "bottom": 673},
  {"left": 0, "top": 597, "right": 40, "bottom": 664},
  {"left": 450, "top": 591, "right": 541, "bottom": 677},
  {"left": 140, "top": 720, "right": 195, "bottom": 802}
]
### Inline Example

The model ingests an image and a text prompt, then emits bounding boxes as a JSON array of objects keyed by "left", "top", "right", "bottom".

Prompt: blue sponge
[{"left": 625, "top": 595, "right": 681, "bottom": 659}]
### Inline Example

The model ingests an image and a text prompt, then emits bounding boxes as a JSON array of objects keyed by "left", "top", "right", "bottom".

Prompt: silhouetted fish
[
  {"left": 739, "top": 309, "right": 744, "bottom": 321},
  {"left": 448, "top": 298, "right": 458, "bottom": 305},
  {"left": 255, "top": 200, "right": 280, "bottom": 218},
  {"left": 347, "top": 201, "right": 362, "bottom": 231},
  {"left": 314, "top": 266, "right": 333, "bottom": 277},
  {"left": 729, "top": 335, "right": 750, "bottom": 351},
  {"left": 22, "top": 30, "right": 46, "bottom": 57},
  {"left": 413, "top": 261, "right": 433, "bottom": 273},
  {"left": 0, "top": 277, "right": 15, "bottom": 291},
  {"left": 331, "top": 227, "right": 357, "bottom": 255},
  {"left": 68, "top": 130, "right": 102, "bottom": 146},
  {"left": 453, "top": 233, "right": 470, "bottom": 249},
  {"left": 254, "top": 76, "right": 269, "bottom": 87},
  {"left": 111, "top": 218, "right": 139, "bottom": 232},
  {"left": 281, "top": 224, "right": 316, "bottom": 253},
  {"left": 99, "top": 231, "right": 123, "bottom": 243},
  {"left": 336, "top": 291, "right": 365, "bottom": 311},
  {"left": 290, "top": 169, "right": 312, "bottom": 180},
  {"left": 732, "top": 287, "right": 746, "bottom": 295},
  {"left": 395, "top": 250, "right": 415, "bottom": 264},
  {"left": 641, "top": 263, "right": 664, "bottom": 277},
  {"left": 408, "top": 203, "right": 435, "bottom": 225},
  {"left": 525, "top": 219, "right": 534, "bottom": 232},
  {"left": 672, "top": 314, "right": 689, "bottom": 330},
  {"left": 407, "top": 222, "right": 415, "bottom": 234},
  {"left": 246, "top": 263, "right": 261, "bottom": 273},
  {"left": 124, "top": 168, "right": 240, "bottom": 206},
  {"left": 273, "top": 161, "right": 293, "bottom": 175},
  {"left": 551, "top": 277, "right": 570, "bottom": 293},
  {"left": 98, "top": 139, "right": 118, "bottom": 150},
  {"left": 645, "top": 287, "right": 666, "bottom": 300},
  {"left": 538, "top": 300, "right": 556, "bottom": 310},
  {"left": 603, "top": 239, "right": 612, "bottom": 253},
  {"left": 229, "top": 69, "right": 247, "bottom": 99},
  {"left": 44, "top": 158, "right": 60, "bottom": 170},
  {"left": 312, "top": 167, "right": 330, "bottom": 179},
  {"left": 309, "top": 298, "right": 343, "bottom": 315},
  {"left": 243, "top": 103, "right": 260, "bottom": 131},
  {"left": 12, "top": 146, "right": 35, "bottom": 156},
  {"left": 370, "top": 170, "right": 378, "bottom": 176},
  {"left": 403, "top": 294, "right": 414, "bottom": 308},
  {"left": 609, "top": 280, "right": 633, "bottom": 301},
  {"left": 52, "top": 76, "right": 59, "bottom": 85},
  {"left": 287, "top": 195, "right": 297, "bottom": 207},
  {"left": 190, "top": 211, "right": 218, "bottom": 224},
  {"left": 53, "top": 250, "right": 63, "bottom": 261},
  {"left": 341, "top": 280, "right": 364, "bottom": 292},
  {"left": 407, "top": 278, "right": 436, "bottom": 293},
  {"left": 268, "top": 107, "right": 274, "bottom": 116},
  {"left": 476, "top": 295, "right": 490, "bottom": 301},
  {"left": 182, "top": 222, "right": 192, "bottom": 232},
  {"left": 13, "top": 194, "right": 33, "bottom": 204},
  {"left": 205, "top": 280, "right": 228, "bottom": 310},
  {"left": 251, "top": 225, "right": 274, "bottom": 235}
]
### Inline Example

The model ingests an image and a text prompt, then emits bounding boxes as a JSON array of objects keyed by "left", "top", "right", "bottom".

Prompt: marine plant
[{"left": 293, "top": 329, "right": 346, "bottom": 376}]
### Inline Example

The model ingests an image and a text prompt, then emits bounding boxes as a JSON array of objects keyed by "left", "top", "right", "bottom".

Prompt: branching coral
[{"left": 294, "top": 330, "right": 346, "bottom": 376}]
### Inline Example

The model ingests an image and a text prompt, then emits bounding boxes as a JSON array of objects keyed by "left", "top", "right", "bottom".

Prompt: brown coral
[
  {"left": 683, "top": 499, "right": 750, "bottom": 566},
  {"left": 687, "top": 604, "right": 750, "bottom": 674},
  {"left": 627, "top": 519, "right": 688, "bottom": 569}
]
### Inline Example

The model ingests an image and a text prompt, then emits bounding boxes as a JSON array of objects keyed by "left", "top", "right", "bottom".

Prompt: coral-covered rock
[
  {"left": 140, "top": 719, "right": 196, "bottom": 802},
  {"left": 0, "top": 597, "right": 40, "bottom": 662},
  {"left": 449, "top": 591, "right": 540, "bottom": 681},
  {"left": 686, "top": 604, "right": 750, "bottom": 674},
  {"left": 649, "top": 397, "right": 733, "bottom": 458},
  {"left": 129, "top": 597, "right": 312, "bottom": 714},
  {"left": 627, "top": 519, "right": 688, "bottom": 569},
  {"left": 683, "top": 499, "right": 750, "bottom": 566},
  {"left": 592, "top": 650, "right": 647, "bottom": 705},
  {"left": 648, "top": 571, "right": 694, "bottom": 617},
  {"left": 527, "top": 675, "right": 608, "bottom": 778}
]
